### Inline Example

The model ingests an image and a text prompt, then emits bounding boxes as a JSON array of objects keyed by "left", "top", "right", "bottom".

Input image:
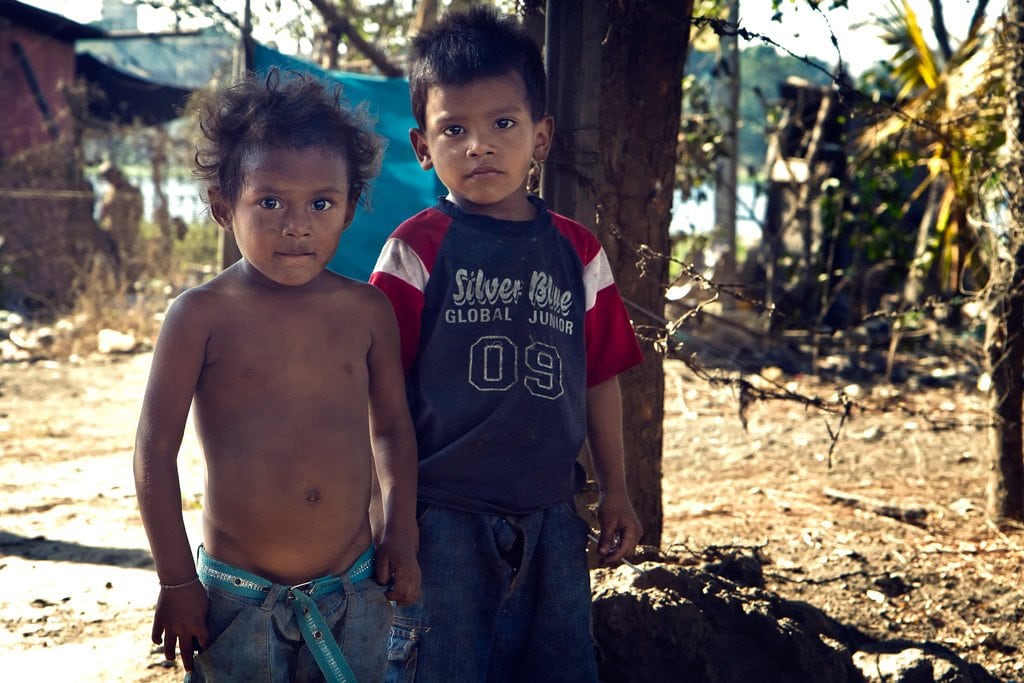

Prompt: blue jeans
[
  {"left": 188, "top": 549, "right": 392, "bottom": 683},
  {"left": 387, "top": 501, "right": 598, "bottom": 683}
]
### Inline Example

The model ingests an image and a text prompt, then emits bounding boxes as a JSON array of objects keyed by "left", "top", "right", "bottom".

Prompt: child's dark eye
[
  {"left": 443, "top": 125, "right": 465, "bottom": 136},
  {"left": 311, "top": 198, "right": 334, "bottom": 211},
  {"left": 495, "top": 118, "right": 515, "bottom": 130},
  {"left": 258, "top": 197, "right": 282, "bottom": 209}
]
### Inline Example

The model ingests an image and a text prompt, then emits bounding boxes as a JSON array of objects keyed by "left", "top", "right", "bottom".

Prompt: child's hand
[
  {"left": 375, "top": 530, "right": 422, "bottom": 606},
  {"left": 595, "top": 490, "right": 643, "bottom": 565},
  {"left": 152, "top": 582, "right": 210, "bottom": 672}
]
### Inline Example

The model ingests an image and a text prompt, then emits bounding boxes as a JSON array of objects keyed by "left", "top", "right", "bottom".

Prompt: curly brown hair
[{"left": 188, "top": 68, "right": 383, "bottom": 210}]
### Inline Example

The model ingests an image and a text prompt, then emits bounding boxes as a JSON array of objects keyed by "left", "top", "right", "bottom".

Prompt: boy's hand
[
  {"left": 375, "top": 530, "right": 421, "bottom": 606},
  {"left": 152, "top": 583, "right": 210, "bottom": 672},
  {"left": 595, "top": 490, "right": 643, "bottom": 565}
]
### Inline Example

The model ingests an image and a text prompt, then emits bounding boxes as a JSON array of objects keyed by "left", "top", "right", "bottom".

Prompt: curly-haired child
[{"left": 134, "top": 68, "right": 420, "bottom": 682}]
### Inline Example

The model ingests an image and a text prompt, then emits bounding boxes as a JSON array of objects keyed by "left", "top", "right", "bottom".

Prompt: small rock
[
  {"left": 948, "top": 498, "right": 977, "bottom": 517},
  {"left": 853, "top": 648, "right": 932, "bottom": 682},
  {"left": 97, "top": 329, "right": 137, "bottom": 354},
  {"left": 35, "top": 327, "right": 55, "bottom": 346},
  {"left": 857, "top": 426, "right": 883, "bottom": 441},
  {"left": 8, "top": 329, "right": 37, "bottom": 350}
]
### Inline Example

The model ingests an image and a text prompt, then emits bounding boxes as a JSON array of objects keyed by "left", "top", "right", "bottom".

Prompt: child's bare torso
[{"left": 191, "top": 267, "right": 375, "bottom": 585}]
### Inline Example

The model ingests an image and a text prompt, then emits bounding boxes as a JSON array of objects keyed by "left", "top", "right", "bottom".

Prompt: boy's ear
[
  {"left": 207, "top": 187, "right": 232, "bottom": 231},
  {"left": 533, "top": 115, "right": 555, "bottom": 162},
  {"left": 409, "top": 128, "right": 433, "bottom": 171}
]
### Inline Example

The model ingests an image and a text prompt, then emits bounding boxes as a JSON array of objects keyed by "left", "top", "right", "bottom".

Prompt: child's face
[
  {"left": 411, "top": 73, "right": 552, "bottom": 221},
  {"left": 212, "top": 146, "right": 356, "bottom": 287}
]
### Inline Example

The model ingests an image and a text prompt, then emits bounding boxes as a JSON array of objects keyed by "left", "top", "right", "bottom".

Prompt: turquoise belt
[{"left": 197, "top": 545, "right": 375, "bottom": 683}]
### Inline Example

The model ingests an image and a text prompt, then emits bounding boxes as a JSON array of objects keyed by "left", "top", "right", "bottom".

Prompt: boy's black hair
[
  {"left": 189, "top": 68, "right": 383, "bottom": 209},
  {"left": 408, "top": 6, "right": 547, "bottom": 129}
]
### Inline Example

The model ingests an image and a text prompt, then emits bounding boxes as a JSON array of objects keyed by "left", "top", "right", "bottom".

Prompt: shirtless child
[{"left": 133, "top": 68, "right": 419, "bottom": 682}]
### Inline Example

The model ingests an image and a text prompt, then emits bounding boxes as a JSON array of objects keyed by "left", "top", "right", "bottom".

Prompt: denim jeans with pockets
[
  {"left": 187, "top": 549, "right": 392, "bottom": 683},
  {"left": 387, "top": 500, "right": 598, "bottom": 683}
]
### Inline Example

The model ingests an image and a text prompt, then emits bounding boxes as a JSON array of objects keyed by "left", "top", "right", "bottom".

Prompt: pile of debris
[{"left": 591, "top": 551, "right": 999, "bottom": 683}]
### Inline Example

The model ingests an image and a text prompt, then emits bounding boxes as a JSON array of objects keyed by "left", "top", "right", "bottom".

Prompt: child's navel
[{"left": 305, "top": 489, "right": 321, "bottom": 503}]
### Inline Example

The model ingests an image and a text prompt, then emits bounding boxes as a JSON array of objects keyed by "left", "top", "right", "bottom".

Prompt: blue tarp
[{"left": 253, "top": 44, "right": 443, "bottom": 281}]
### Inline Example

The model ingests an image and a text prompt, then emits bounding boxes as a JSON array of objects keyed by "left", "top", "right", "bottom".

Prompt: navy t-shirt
[{"left": 371, "top": 197, "right": 643, "bottom": 514}]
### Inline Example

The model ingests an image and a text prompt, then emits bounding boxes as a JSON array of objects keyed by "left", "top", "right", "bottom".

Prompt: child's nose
[
  {"left": 282, "top": 210, "right": 313, "bottom": 237},
  {"left": 467, "top": 133, "right": 496, "bottom": 157}
]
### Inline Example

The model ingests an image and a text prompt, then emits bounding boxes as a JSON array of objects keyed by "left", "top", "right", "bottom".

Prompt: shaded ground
[
  {"left": 658, "top": 356, "right": 1023, "bottom": 682},
  {"left": 0, "top": 347, "right": 1022, "bottom": 680}
]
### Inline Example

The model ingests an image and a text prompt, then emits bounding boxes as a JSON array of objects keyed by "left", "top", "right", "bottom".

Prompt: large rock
[{"left": 591, "top": 557, "right": 1000, "bottom": 683}]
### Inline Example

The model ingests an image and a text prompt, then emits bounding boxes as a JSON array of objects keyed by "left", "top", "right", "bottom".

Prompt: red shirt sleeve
[
  {"left": 369, "top": 208, "right": 450, "bottom": 373},
  {"left": 550, "top": 213, "right": 644, "bottom": 387}
]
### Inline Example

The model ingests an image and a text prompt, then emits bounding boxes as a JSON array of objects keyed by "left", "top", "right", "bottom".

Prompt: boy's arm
[
  {"left": 586, "top": 375, "right": 644, "bottom": 565},
  {"left": 365, "top": 289, "right": 421, "bottom": 606},
  {"left": 133, "top": 294, "right": 211, "bottom": 670}
]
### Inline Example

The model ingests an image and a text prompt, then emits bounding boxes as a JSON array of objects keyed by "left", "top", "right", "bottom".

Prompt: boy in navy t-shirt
[{"left": 370, "top": 7, "right": 644, "bottom": 680}]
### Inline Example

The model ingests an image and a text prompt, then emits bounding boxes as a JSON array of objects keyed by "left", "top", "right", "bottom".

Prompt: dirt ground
[{"left": 1, "top": 344, "right": 1022, "bottom": 681}]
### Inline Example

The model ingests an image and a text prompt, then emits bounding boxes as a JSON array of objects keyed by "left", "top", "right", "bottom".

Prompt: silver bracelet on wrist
[{"left": 160, "top": 576, "right": 200, "bottom": 590}]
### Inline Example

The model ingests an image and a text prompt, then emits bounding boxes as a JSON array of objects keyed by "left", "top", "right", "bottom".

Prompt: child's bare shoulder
[
  {"left": 323, "top": 271, "right": 391, "bottom": 304},
  {"left": 162, "top": 268, "right": 241, "bottom": 326},
  {"left": 320, "top": 272, "right": 398, "bottom": 329}
]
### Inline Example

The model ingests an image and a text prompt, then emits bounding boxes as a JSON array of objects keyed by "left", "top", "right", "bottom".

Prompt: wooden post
[
  {"left": 541, "top": 0, "right": 603, "bottom": 230},
  {"left": 217, "top": 0, "right": 251, "bottom": 270},
  {"left": 713, "top": 0, "right": 739, "bottom": 309},
  {"left": 542, "top": 0, "right": 607, "bottom": 556}
]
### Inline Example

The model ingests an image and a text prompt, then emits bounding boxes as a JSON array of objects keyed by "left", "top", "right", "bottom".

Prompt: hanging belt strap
[{"left": 197, "top": 545, "right": 375, "bottom": 683}]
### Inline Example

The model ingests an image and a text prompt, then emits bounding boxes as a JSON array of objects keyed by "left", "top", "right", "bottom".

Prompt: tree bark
[
  {"left": 986, "top": 1, "right": 1024, "bottom": 523},
  {"left": 595, "top": 0, "right": 692, "bottom": 546}
]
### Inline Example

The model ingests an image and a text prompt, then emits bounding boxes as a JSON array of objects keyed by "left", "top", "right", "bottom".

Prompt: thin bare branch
[{"left": 306, "top": 0, "right": 404, "bottom": 76}]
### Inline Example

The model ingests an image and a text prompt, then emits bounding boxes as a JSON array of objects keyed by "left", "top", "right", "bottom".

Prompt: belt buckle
[{"left": 289, "top": 579, "right": 316, "bottom": 596}]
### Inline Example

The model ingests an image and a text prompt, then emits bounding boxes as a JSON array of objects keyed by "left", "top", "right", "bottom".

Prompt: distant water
[
  {"left": 90, "top": 172, "right": 766, "bottom": 240},
  {"left": 90, "top": 172, "right": 206, "bottom": 223},
  {"left": 672, "top": 184, "right": 764, "bottom": 245}
]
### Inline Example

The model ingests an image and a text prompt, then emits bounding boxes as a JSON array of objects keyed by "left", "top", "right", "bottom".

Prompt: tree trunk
[
  {"left": 713, "top": 0, "right": 739, "bottom": 309},
  {"left": 149, "top": 128, "right": 173, "bottom": 274},
  {"left": 412, "top": 0, "right": 439, "bottom": 34},
  {"left": 986, "top": 1, "right": 1024, "bottom": 524},
  {"left": 219, "top": 0, "right": 252, "bottom": 270},
  {"left": 595, "top": 0, "right": 692, "bottom": 547}
]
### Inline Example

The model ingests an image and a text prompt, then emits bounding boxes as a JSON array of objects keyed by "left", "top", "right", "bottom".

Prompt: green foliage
[
  {"left": 850, "top": 0, "right": 1004, "bottom": 295},
  {"left": 682, "top": 44, "right": 832, "bottom": 187},
  {"left": 823, "top": 139, "right": 918, "bottom": 267},
  {"left": 668, "top": 232, "right": 712, "bottom": 283},
  {"left": 173, "top": 218, "right": 220, "bottom": 269},
  {"left": 738, "top": 45, "right": 832, "bottom": 172},
  {"left": 677, "top": 72, "right": 719, "bottom": 195}
]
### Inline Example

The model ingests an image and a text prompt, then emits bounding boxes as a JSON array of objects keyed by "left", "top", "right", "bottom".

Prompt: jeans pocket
[
  {"left": 415, "top": 501, "right": 433, "bottom": 521},
  {"left": 190, "top": 591, "right": 257, "bottom": 680},
  {"left": 560, "top": 499, "right": 592, "bottom": 533},
  {"left": 385, "top": 618, "right": 423, "bottom": 683}
]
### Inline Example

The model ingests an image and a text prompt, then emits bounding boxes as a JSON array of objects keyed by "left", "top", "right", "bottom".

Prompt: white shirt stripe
[
  {"left": 373, "top": 238, "right": 429, "bottom": 293},
  {"left": 582, "top": 248, "right": 615, "bottom": 312}
]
